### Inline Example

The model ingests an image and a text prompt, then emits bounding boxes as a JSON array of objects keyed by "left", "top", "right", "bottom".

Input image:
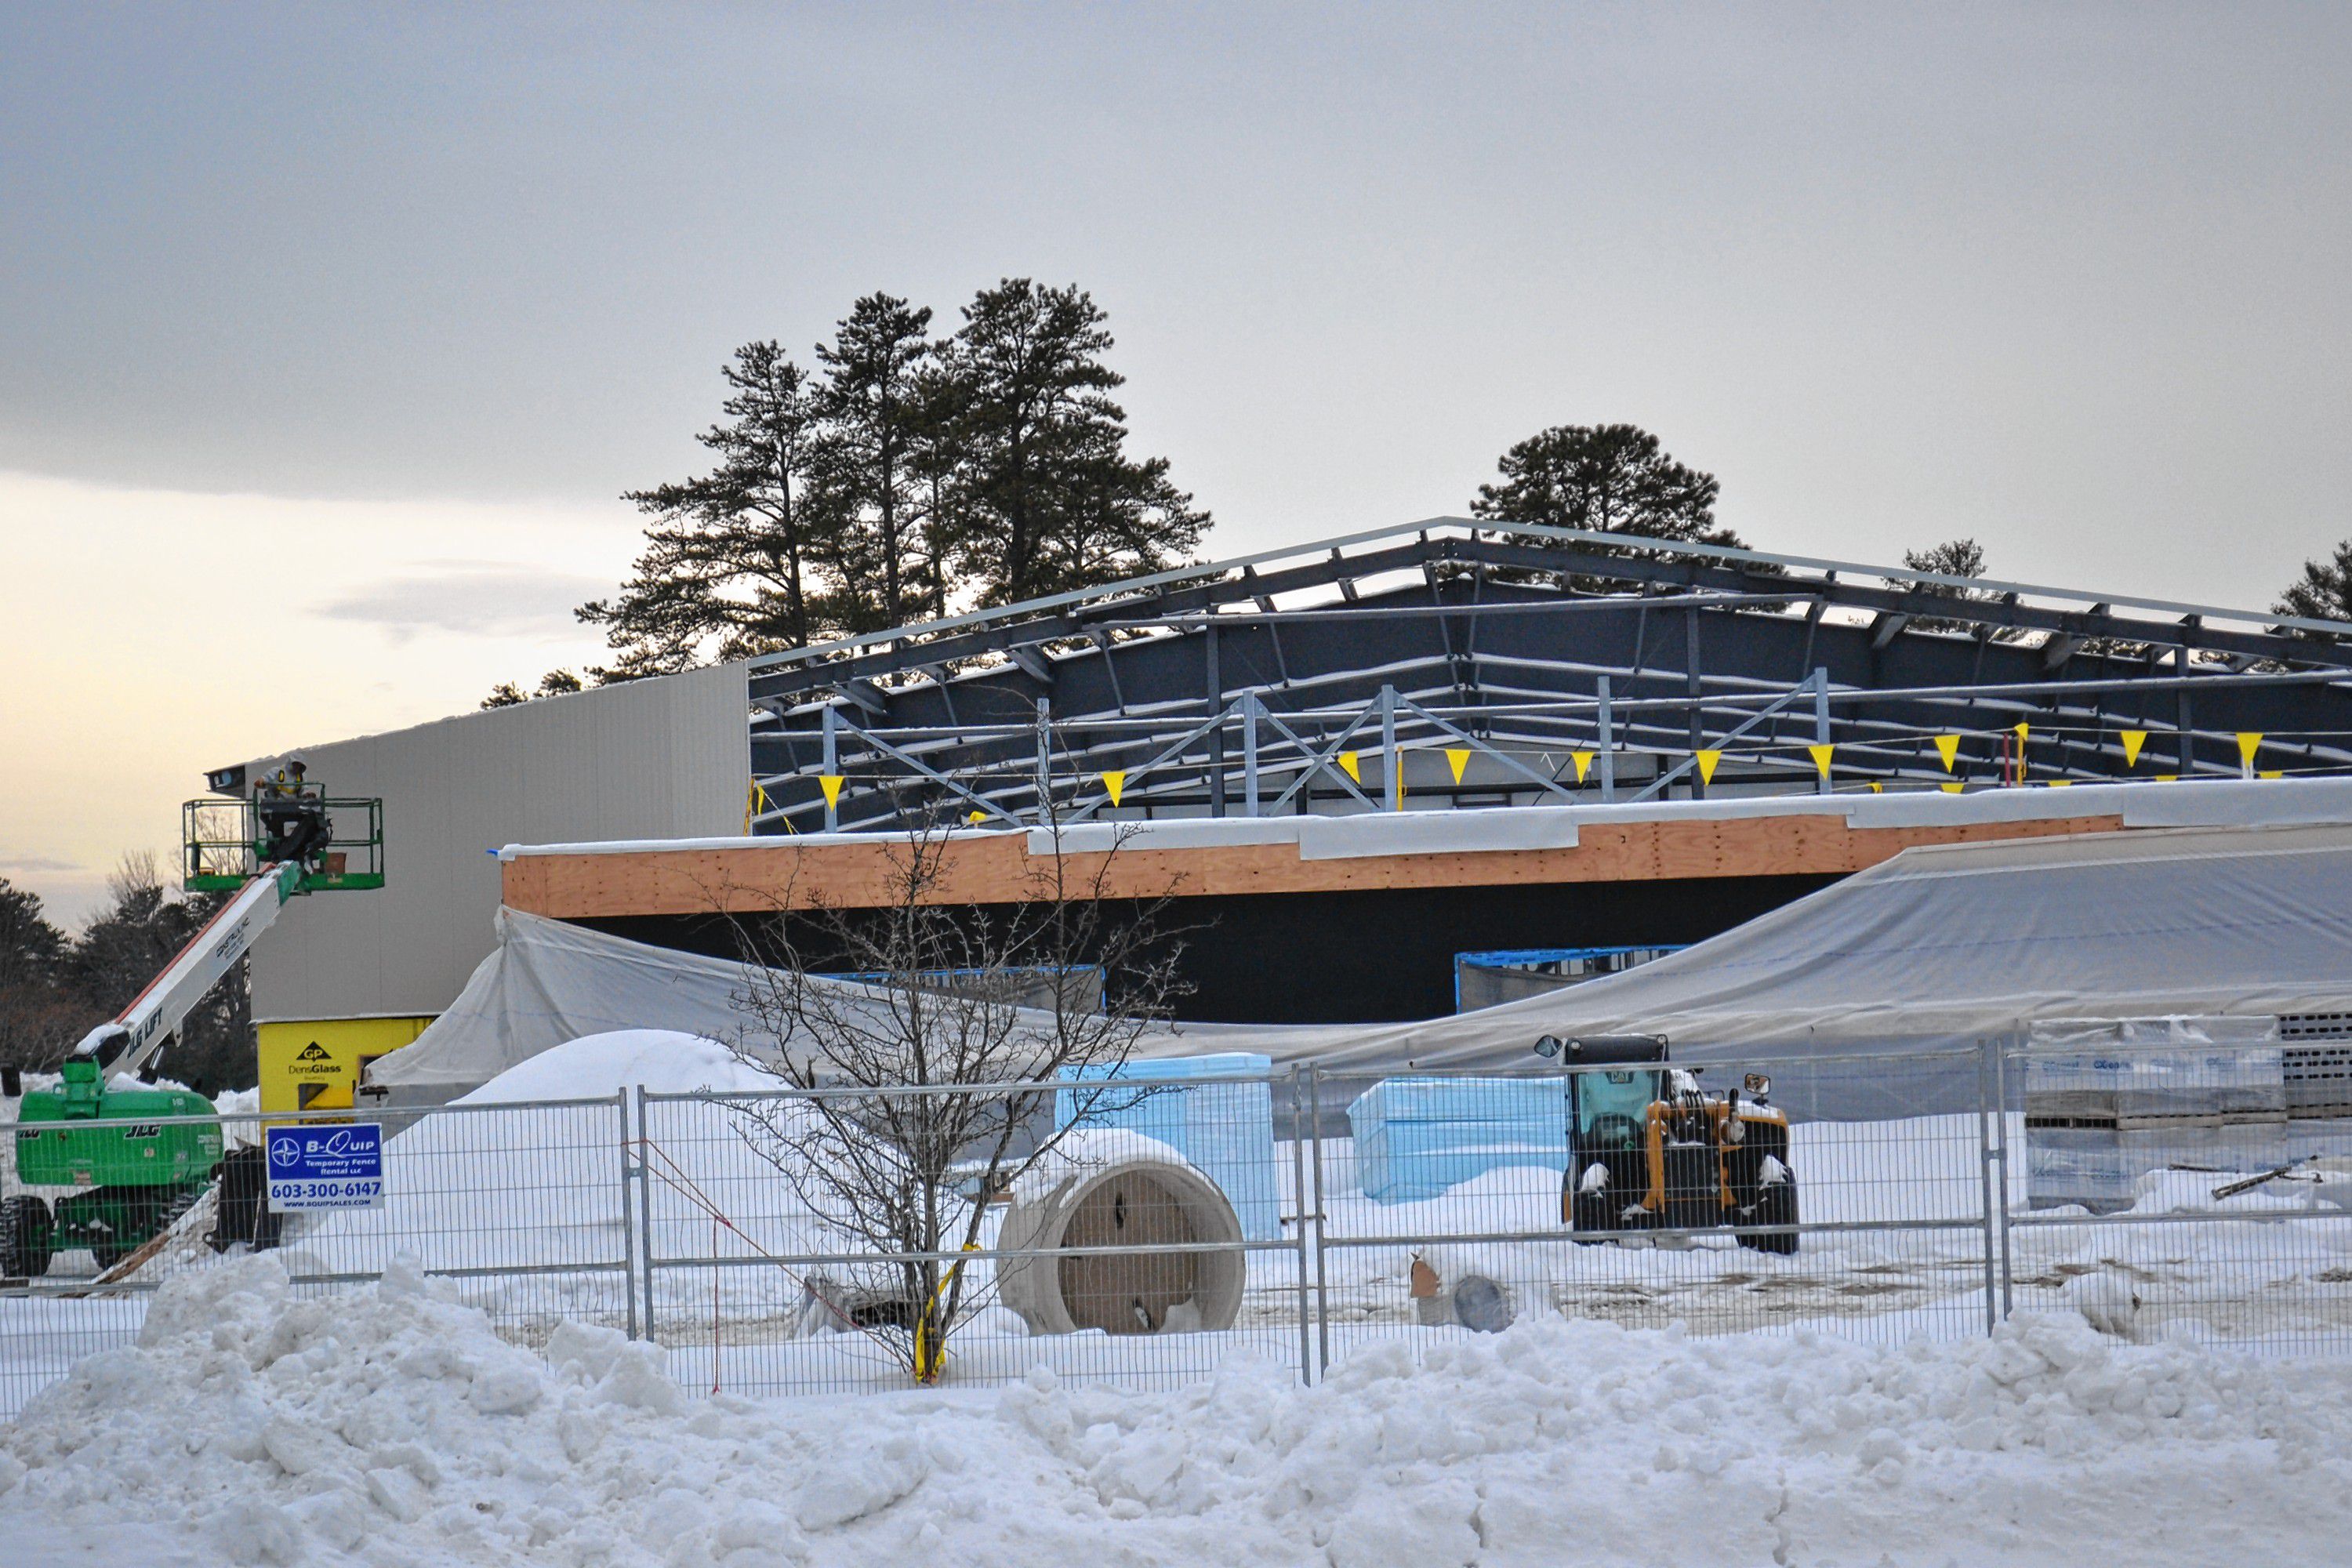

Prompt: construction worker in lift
[{"left": 256, "top": 759, "right": 329, "bottom": 866}]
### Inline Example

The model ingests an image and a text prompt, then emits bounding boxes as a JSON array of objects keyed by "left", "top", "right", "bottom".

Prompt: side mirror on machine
[
  {"left": 1744, "top": 1073, "right": 1772, "bottom": 1098},
  {"left": 1532, "top": 1035, "right": 1563, "bottom": 1058}
]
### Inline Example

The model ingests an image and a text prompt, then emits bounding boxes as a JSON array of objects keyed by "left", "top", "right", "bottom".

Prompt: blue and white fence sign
[{"left": 266, "top": 1123, "right": 387, "bottom": 1211}]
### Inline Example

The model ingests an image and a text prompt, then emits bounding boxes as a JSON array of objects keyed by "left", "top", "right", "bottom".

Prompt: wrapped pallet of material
[
  {"left": 2025, "top": 1017, "right": 2286, "bottom": 1211},
  {"left": 1057, "top": 1053, "right": 1282, "bottom": 1240},
  {"left": 996, "top": 1129, "right": 1246, "bottom": 1337},
  {"left": 1348, "top": 1076, "right": 1567, "bottom": 1204}
]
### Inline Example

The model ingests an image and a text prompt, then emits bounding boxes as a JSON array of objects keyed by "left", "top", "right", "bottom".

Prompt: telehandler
[{"left": 1534, "top": 1033, "right": 1800, "bottom": 1255}]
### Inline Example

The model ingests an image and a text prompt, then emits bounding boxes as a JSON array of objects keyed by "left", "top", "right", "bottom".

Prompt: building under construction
[{"left": 222, "top": 518, "right": 2352, "bottom": 1100}]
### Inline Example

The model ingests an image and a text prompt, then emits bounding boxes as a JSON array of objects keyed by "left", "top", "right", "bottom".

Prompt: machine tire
[
  {"left": 1568, "top": 1187, "right": 1618, "bottom": 1245},
  {"left": 1, "top": 1194, "right": 55, "bottom": 1279},
  {"left": 1751, "top": 1174, "right": 1799, "bottom": 1256}
]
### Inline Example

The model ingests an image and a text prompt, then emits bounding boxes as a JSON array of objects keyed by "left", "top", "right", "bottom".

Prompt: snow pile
[
  {"left": 8, "top": 1253, "right": 2352, "bottom": 1567},
  {"left": 448, "top": 1029, "right": 781, "bottom": 1106},
  {"left": 289, "top": 1032, "right": 791, "bottom": 1307}
]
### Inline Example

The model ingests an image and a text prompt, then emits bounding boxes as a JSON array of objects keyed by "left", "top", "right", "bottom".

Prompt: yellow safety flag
[
  {"left": 1933, "top": 734, "right": 1960, "bottom": 772},
  {"left": 2014, "top": 721, "right": 2030, "bottom": 742},
  {"left": 967, "top": 809, "right": 986, "bottom": 824},
  {"left": 1695, "top": 749, "right": 1722, "bottom": 786},
  {"left": 1338, "top": 750, "right": 1361, "bottom": 783},
  {"left": 818, "top": 775, "right": 845, "bottom": 808},
  {"left": 2236, "top": 732, "right": 2263, "bottom": 768},
  {"left": 2120, "top": 729, "right": 2148, "bottom": 768},
  {"left": 1942, "top": 782, "right": 1965, "bottom": 793},
  {"left": 1808, "top": 743, "right": 1835, "bottom": 779},
  {"left": 1570, "top": 750, "right": 1595, "bottom": 783},
  {"left": 1446, "top": 746, "right": 1472, "bottom": 785},
  {"left": 1869, "top": 782, "right": 1885, "bottom": 793},
  {"left": 2154, "top": 773, "right": 2178, "bottom": 782},
  {"left": 1101, "top": 770, "right": 1126, "bottom": 808},
  {"left": 2259, "top": 769, "right": 2284, "bottom": 780},
  {"left": 2048, "top": 779, "right": 2072, "bottom": 786}
]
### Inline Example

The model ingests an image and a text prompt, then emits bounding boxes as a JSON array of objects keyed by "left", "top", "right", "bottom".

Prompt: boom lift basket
[{"left": 183, "top": 796, "right": 384, "bottom": 894}]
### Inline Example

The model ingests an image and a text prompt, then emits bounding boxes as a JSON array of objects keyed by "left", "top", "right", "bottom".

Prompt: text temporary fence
[{"left": 6, "top": 1040, "right": 2352, "bottom": 1421}]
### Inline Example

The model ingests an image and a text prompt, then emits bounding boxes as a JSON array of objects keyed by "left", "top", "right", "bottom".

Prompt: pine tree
[
  {"left": 942, "top": 280, "right": 1208, "bottom": 605},
  {"left": 2278, "top": 539, "right": 2352, "bottom": 625},
  {"left": 1471, "top": 423, "right": 1744, "bottom": 548},
  {"left": 0, "top": 877, "right": 78, "bottom": 1072},
  {"left": 583, "top": 342, "right": 842, "bottom": 675},
  {"left": 811, "top": 295, "right": 942, "bottom": 632},
  {"left": 64, "top": 855, "right": 255, "bottom": 1093},
  {"left": 1900, "top": 539, "right": 2027, "bottom": 641}
]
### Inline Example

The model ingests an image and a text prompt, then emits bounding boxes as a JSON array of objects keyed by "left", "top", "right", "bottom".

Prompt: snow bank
[
  {"left": 283, "top": 1033, "right": 792, "bottom": 1322},
  {"left": 7, "top": 1253, "right": 2352, "bottom": 1567},
  {"left": 449, "top": 1029, "right": 781, "bottom": 1105}
]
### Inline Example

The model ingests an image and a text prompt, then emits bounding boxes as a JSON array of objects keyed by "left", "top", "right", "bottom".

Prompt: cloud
[
  {"left": 313, "top": 561, "right": 610, "bottom": 644},
  {"left": 0, "top": 854, "right": 82, "bottom": 873}
]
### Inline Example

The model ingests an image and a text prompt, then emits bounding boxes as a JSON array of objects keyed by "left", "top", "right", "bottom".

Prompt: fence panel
[
  {"left": 2004, "top": 1033, "right": 2352, "bottom": 1354},
  {"left": 1, "top": 1096, "right": 631, "bottom": 1422},
  {"left": 633, "top": 1072, "right": 1314, "bottom": 1398},
  {"left": 13, "top": 1038, "right": 2352, "bottom": 1425},
  {"left": 1309, "top": 1048, "right": 2000, "bottom": 1375}
]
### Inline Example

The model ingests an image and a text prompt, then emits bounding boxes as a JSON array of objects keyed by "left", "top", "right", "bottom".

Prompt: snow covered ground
[
  {"left": 5, "top": 1252, "right": 2352, "bottom": 1567},
  {"left": 10, "top": 1033, "right": 2352, "bottom": 1561}
]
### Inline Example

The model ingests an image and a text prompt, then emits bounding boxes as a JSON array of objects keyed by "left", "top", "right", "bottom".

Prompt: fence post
[
  {"left": 1975, "top": 1037, "right": 1999, "bottom": 1336},
  {"left": 619, "top": 1088, "right": 640, "bottom": 1341},
  {"left": 1991, "top": 1034, "right": 2014, "bottom": 1319},
  {"left": 1307, "top": 1063, "right": 1330, "bottom": 1374},
  {"left": 1288, "top": 1066, "right": 1313, "bottom": 1385},
  {"left": 633, "top": 1085, "right": 658, "bottom": 1347}
]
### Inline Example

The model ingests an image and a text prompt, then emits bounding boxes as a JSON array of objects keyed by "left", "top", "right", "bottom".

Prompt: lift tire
[
  {"left": 1, "top": 1194, "right": 55, "bottom": 1279},
  {"left": 1751, "top": 1176, "right": 1799, "bottom": 1257},
  {"left": 1568, "top": 1189, "right": 1619, "bottom": 1246}
]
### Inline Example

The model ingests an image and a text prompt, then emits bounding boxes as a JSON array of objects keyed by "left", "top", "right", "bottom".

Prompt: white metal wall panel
[{"left": 245, "top": 663, "right": 750, "bottom": 1022}]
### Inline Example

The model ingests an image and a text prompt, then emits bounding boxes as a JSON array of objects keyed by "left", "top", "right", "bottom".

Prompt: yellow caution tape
[
  {"left": 1101, "top": 769, "right": 1126, "bottom": 808},
  {"left": 1808, "top": 743, "right": 1834, "bottom": 778},
  {"left": 1446, "top": 747, "right": 1471, "bottom": 785},
  {"left": 1570, "top": 750, "right": 1595, "bottom": 783},
  {"left": 1695, "top": 749, "right": 1722, "bottom": 786},
  {"left": 2120, "top": 729, "right": 2147, "bottom": 768},
  {"left": 1933, "top": 735, "right": 1960, "bottom": 772}
]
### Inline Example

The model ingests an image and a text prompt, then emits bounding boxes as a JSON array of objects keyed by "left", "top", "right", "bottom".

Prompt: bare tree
[{"left": 722, "top": 804, "right": 1186, "bottom": 1383}]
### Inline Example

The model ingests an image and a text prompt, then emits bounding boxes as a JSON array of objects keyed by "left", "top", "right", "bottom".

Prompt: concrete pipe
[{"left": 997, "top": 1148, "right": 1246, "bottom": 1336}]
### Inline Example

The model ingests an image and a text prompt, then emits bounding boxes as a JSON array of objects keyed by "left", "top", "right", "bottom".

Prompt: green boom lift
[{"left": 2, "top": 767, "right": 383, "bottom": 1279}]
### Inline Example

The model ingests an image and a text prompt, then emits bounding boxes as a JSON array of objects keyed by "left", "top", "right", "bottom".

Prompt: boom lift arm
[{"left": 71, "top": 860, "right": 304, "bottom": 1082}]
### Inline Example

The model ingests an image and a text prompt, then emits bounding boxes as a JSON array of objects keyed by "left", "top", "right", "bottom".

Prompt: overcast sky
[{"left": 5, "top": 3, "right": 2350, "bottom": 923}]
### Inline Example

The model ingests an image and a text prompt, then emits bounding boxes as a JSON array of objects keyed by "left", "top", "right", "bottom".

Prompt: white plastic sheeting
[{"left": 376, "top": 822, "right": 2352, "bottom": 1109}]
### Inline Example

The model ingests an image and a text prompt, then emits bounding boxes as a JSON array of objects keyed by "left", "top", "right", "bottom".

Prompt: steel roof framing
[{"left": 740, "top": 520, "right": 2352, "bottom": 833}]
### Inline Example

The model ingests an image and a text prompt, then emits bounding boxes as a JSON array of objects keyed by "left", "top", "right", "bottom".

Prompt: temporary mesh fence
[{"left": 7, "top": 1036, "right": 2352, "bottom": 1421}]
